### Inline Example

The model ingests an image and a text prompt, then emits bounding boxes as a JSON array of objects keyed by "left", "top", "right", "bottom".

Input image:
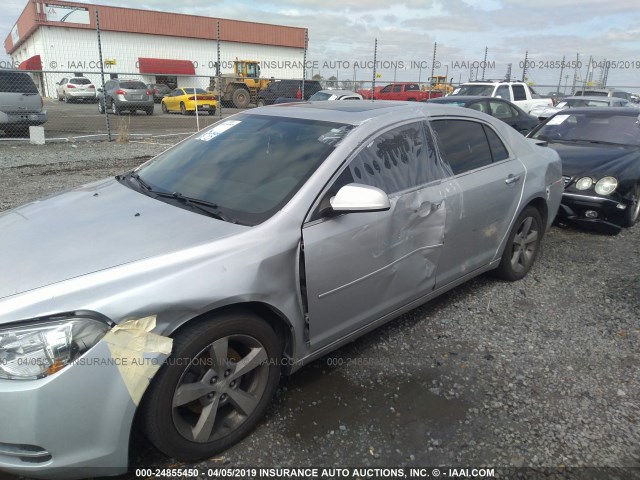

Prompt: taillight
[
  {"left": 146, "top": 90, "right": 152, "bottom": 95},
  {"left": 295, "top": 88, "right": 302, "bottom": 99},
  {"left": 154, "top": 88, "right": 159, "bottom": 94},
  {"left": 88, "top": 85, "right": 95, "bottom": 89},
  {"left": 67, "top": 84, "right": 76, "bottom": 88},
  {"left": 115, "top": 89, "right": 126, "bottom": 95}
]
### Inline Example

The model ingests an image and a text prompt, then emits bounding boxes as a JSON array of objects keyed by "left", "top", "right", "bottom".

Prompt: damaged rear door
[{"left": 302, "top": 121, "right": 447, "bottom": 350}]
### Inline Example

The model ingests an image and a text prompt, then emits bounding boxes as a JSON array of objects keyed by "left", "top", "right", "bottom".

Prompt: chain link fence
[{"left": 2, "top": 11, "right": 639, "bottom": 143}]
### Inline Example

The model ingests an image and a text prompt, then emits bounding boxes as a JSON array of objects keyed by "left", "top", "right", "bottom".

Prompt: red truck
[{"left": 358, "top": 82, "right": 443, "bottom": 101}]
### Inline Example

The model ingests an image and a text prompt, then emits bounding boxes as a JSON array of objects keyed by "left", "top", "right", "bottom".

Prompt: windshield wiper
[
  {"left": 118, "top": 172, "right": 238, "bottom": 224},
  {"left": 118, "top": 171, "right": 154, "bottom": 192},
  {"left": 153, "top": 191, "right": 237, "bottom": 224}
]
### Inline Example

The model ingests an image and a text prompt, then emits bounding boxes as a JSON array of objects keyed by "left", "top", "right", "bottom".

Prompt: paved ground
[
  {"left": 0, "top": 142, "right": 638, "bottom": 480},
  {"left": 0, "top": 100, "right": 245, "bottom": 141}
]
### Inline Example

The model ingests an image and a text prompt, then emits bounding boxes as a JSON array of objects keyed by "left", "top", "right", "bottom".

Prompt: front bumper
[
  {"left": 0, "top": 341, "right": 134, "bottom": 479},
  {"left": 557, "top": 192, "right": 627, "bottom": 234}
]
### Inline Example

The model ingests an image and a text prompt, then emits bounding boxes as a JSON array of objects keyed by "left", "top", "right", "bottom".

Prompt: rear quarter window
[{"left": 0, "top": 72, "right": 39, "bottom": 94}]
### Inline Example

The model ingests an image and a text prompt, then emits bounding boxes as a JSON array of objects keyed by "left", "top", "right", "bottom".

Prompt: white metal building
[{"left": 5, "top": 1, "right": 308, "bottom": 98}]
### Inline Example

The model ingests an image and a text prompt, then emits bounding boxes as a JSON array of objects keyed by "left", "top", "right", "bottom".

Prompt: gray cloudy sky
[{"left": 2, "top": 0, "right": 640, "bottom": 91}]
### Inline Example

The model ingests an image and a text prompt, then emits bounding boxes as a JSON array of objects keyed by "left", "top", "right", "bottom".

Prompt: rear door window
[
  {"left": 430, "top": 119, "right": 493, "bottom": 175},
  {"left": 512, "top": 85, "right": 527, "bottom": 101}
]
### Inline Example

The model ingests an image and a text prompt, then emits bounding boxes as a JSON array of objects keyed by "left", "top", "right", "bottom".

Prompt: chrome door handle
[{"left": 505, "top": 174, "right": 521, "bottom": 185}]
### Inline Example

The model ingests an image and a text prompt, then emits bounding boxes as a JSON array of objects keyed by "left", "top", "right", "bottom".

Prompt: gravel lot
[{"left": 0, "top": 142, "right": 638, "bottom": 480}]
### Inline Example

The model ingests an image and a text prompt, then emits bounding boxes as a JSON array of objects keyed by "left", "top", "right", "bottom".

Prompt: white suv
[{"left": 0, "top": 69, "right": 47, "bottom": 137}]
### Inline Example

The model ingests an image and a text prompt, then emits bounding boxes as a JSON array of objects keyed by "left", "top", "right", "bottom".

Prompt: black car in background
[
  {"left": 529, "top": 108, "right": 640, "bottom": 234},
  {"left": 147, "top": 83, "right": 172, "bottom": 103},
  {"left": 256, "top": 80, "right": 322, "bottom": 106},
  {"left": 426, "top": 96, "right": 539, "bottom": 134}
]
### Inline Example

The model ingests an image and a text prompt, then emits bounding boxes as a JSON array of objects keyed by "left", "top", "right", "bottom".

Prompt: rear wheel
[
  {"left": 141, "top": 313, "right": 281, "bottom": 460},
  {"left": 63, "top": 95, "right": 69, "bottom": 103},
  {"left": 622, "top": 184, "right": 640, "bottom": 227},
  {"left": 111, "top": 100, "right": 120, "bottom": 115},
  {"left": 180, "top": 102, "right": 187, "bottom": 115},
  {"left": 98, "top": 99, "right": 105, "bottom": 113},
  {"left": 257, "top": 99, "right": 265, "bottom": 107},
  {"left": 232, "top": 88, "right": 250, "bottom": 109},
  {"left": 493, "top": 206, "right": 542, "bottom": 281},
  {"left": 208, "top": 106, "right": 216, "bottom": 116},
  {"left": 145, "top": 106, "right": 154, "bottom": 116}
]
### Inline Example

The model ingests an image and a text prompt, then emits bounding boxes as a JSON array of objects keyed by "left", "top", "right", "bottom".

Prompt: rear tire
[
  {"left": 208, "top": 107, "right": 216, "bottom": 116},
  {"left": 141, "top": 313, "right": 281, "bottom": 461},
  {"left": 180, "top": 102, "right": 187, "bottom": 115},
  {"left": 493, "top": 206, "right": 543, "bottom": 281},
  {"left": 98, "top": 99, "right": 105, "bottom": 114},
  {"left": 622, "top": 184, "right": 640, "bottom": 227},
  {"left": 146, "top": 107, "right": 154, "bottom": 116},
  {"left": 257, "top": 99, "right": 265, "bottom": 107}
]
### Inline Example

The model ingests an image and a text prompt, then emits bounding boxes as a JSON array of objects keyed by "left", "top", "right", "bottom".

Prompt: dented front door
[{"left": 302, "top": 121, "right": 446, "bottom": 350}]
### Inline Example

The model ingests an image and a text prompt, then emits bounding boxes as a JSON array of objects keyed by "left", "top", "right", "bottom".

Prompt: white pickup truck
[{"left": 451, "top": 81, "right": 553, "bottom": 114}]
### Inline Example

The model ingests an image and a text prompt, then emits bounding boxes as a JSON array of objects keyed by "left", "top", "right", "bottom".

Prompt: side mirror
[
  {"left": 330, "top": 184, "right": 390, "bottom": 213},
  {"left": 97, "top": 87, "right": 103, "bottom": 92}
]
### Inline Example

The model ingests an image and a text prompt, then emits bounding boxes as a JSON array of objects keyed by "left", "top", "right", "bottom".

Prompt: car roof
[
  {"left": 563, "top": 96, "right": 624, "bottom": 102},
  {"left": 549, "top": 107, "right": 639, "bottom": 115},
  {"left": 429, "top": 96, "right": 499, "bottom": 102},
  {"left": 316, "top": 89, "right": 359, "bottom": 95},
  {"left": 245, "top": 100, "right": 483, "bottom": 125}
]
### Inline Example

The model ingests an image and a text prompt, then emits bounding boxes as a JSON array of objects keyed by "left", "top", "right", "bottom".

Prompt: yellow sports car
[{"left": 161, "top": 88, "right": 218, "bottom": 115}]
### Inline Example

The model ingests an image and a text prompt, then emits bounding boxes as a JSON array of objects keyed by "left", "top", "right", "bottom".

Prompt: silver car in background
[
  {"left": 0, "top": 69, "right": 47, "bottom": 137},
  {"left": 97, "top": 78, "right": 154, "bottom": 115},
  {"left": 0, "top": 102, "right": 562, "bottom": 479},
  {"left": 530, "top": 95, "right": 632, "bottom": 120}
]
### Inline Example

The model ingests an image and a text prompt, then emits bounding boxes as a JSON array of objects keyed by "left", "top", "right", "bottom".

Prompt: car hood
[
  {"left": 547, "top": 141, "right": 640, "bottom": 177},
  {"left": 0, "top": 178, "right": 245, "bottom": 299}
]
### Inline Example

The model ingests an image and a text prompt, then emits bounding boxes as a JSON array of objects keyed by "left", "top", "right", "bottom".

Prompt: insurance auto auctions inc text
[{"left": 194, "top": 467, "right": 496, "bottom": 478}]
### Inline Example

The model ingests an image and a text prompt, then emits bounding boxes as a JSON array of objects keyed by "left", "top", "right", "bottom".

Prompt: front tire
[
  {"left": 232, "top": 88, "right": 250, "bottom": 109},
  {"left": 493, "top": 206, "right": 542, "bottom": 281},
  {"left": 161, "top": 102, "right": 168, "bottom": 113},
  {"left": 180, "top": 102, "right": 187, "bottom": 115},
  {"left": 141, "top": 313, "right": 281, "bottom": 461},
  {"left": 622, "top": 184, "right": 640, "bottom": 227}
]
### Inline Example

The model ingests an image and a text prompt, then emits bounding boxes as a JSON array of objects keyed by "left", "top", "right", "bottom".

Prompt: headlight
[
  {"left": 0, "top": 316, "right": 110, "bottom": 380},
  {"left": 595, "top": 176, "right": 618, "bottom": 195},
  {"left": 575, "top": 177, "right": 594, "bottom": 190}
]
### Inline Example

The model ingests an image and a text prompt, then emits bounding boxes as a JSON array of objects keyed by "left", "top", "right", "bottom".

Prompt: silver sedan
[{"left": 0, "top": 101, "right": 562, "bottom": 479}]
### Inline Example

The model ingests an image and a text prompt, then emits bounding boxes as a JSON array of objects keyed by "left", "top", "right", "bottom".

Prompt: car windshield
[
  {"left": 0, "top": 72, "right": 38, "bottom": 93},
  {"left": 532, "top": 112, "right": 640, "bottom": 147},
  {"left": 134, "top": 114, "right": 353, "bottom": 225},
  {"left": 453, "top": 85, "right": 494, "bottom": 96},
  {"left": 70, "top": 78, "right": 91, "bottom": 85},
  {"left": 310, "top": 92, "right": 332, "bottom": 101},
  {"left": 120, "top": 81, "right": 146, "bottom": 89},
  {"left": 182, "top": 88, "right": 208, "bottom": 95}
]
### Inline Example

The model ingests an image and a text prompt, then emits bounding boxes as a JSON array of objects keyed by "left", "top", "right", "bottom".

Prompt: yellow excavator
[
  {"left": 210, "top": 60, "right": 271, "bottom": 108},
  {"left": 424, "top": 75, "right": 454, "bottom": 96}
]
